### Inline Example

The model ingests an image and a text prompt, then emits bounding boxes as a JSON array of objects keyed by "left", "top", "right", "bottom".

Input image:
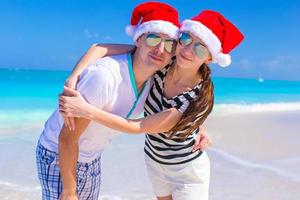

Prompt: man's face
[{"left": 135, "top": 33, "right": 176, "bottom": 71}]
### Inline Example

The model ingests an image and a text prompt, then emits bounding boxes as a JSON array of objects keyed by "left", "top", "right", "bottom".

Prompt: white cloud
[
  {"left": 84, "top": 29, "right": 99, "bottom": 39},
  {"left": 104, "top": 35, "right": 112, "bottom": 40},
  {"left": 233, "top": 58, "right": 256, "bottom": 72},
  {"left": 215, "top": 55, "right": 300, "bottom": 80},
  {"left": 263, "top": 60, "right": 280, "bottom": 67},
  {"left": 258, "top": 54, "right": 300, "bottom": 80},
  {"left": 262, "top": 54, "right": 299, "bottom": 68}
]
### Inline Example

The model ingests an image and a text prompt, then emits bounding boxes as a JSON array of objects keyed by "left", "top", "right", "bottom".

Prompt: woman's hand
[
  {"left": 59, "top": 86, "right": 91, "bottom": 121},
  {"left": 61, "top": 75, "right": 80, "bottom": 131}
]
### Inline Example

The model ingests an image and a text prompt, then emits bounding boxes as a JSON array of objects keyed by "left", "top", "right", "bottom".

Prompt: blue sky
[{"left": 1, "top": 0, "right": 299, "bottom": 80}]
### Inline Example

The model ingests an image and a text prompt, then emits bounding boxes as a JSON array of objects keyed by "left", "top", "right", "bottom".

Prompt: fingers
[
  {"left": 58, "top": 85, "right": 77, "bottom": 131},
  {"left": 59, "top": 96, "right": 72, "bottom": 111},
  {"left": 64, "top": 81, "right": 75, "bottom": 90},
  {"left": 192, "top": 143, "right": 200, "bottom": 152},
  {"left": 69, "top": 117, "right": 76, "bottom": 131},
  {"left": 192, "top": 132, "right": 201, "bottom": 152},
  {"left": 200, "top": 135, "right": 212, "bottom": 150},
  {"left": 59, "top": 96, "right": 67, "bottom": 104},
  {"left": 59, "top": 99, "right": 67, "bottom": 113},
  {"left": 63, "top": 116, "right": 72, "bottom": 131},
  {"left": 192, "top": 133, "right": 212, "bottom": 152},
  {"left": 58, "top": 92, "right": 64, "bottom": 98},
  {"left": 65, "top": 117, "right": 75, "bottom": 131},
  {"left": 64, "top": 78, "right": 76, "bottom": 89},
  {"left": 61, "top": 112, "right": 76, "bottom": 131},
  {"left": 63, "top": 86, "right": 78, "bottom": 97},
  {"left": 199, "top": 137, "right": 211, "bottom": 150}
]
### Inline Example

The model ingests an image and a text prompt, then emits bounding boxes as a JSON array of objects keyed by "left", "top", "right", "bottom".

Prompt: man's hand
[
  {"left": 59, "top": 120, "right": 90, "bottom": 200},
  {"left": 59, "top": 191, "right": 79, "bottom": 200},
  {"left": 192, "top": 126, "right": 212, "bottom": 152}
]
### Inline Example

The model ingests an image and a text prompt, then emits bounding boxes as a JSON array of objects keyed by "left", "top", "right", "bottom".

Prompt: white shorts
[{"left": 145, "top": 151, "right": 210, "bottom": 200}]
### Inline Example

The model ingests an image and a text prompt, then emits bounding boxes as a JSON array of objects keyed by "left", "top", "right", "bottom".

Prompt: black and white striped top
[{"left": 144, "top": 63, "right": 203, "bottom": 165}]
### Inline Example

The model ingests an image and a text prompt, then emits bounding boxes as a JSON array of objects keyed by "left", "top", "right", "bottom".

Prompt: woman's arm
[
  {"left": 87, "top": 104, "right": 181, "bottom": 134},
  {"left": 63, "top": 44, "right": 134, "bottom": 130},
  {"left": 59, "top": 87, "right": 213, "bottom": 151},
  {"left": 59, "top": 87, "right": 182, "bottom": 134},
  {"left": 65, "top": 44, "right": 135, "bottom": 89}
]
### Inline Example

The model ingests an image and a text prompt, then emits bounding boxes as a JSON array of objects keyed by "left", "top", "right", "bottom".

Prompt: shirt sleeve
[
  {"left": 173, "top": 95, "right": 190, "bottom": 113},
  {"left": 76, "top": 65, "right": 114, "bottom": 109}
]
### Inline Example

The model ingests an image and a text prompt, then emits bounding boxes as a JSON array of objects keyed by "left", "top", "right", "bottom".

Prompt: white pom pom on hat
[
  {"left": 215, "top": 53, "right": 232, "bottom": 67},
  {"left": 125, "top": 25, "right": 136, "bottom": 37}
]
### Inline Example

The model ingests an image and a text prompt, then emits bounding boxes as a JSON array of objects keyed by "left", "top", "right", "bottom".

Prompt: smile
[
  {"left": 179, "top": 52, "right": 192, "bottom": 61},
  {"left": 149, "top": 54, "right": 163, "bottom": 62}
]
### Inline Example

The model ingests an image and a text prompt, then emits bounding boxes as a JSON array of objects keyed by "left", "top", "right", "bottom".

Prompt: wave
[
  {"left": 213, "top": 102, "right": 300, "bottom": 115},
  {"left": 209, "top": 148, "right": 300, "bottom": 182},
  {"left": 3, "top": 102, "right": 300, "bottom": 117},
  {"left": 0, "top": 109, "right": 52, "bottom": 123},
  {"left": 0, "top": 109, "right": 52, "bottom": 135},
  {"left": 0, "top": 180, "right": 141, "bottom": 200},
  {"left": 99, "top": 196, "right": 124, "bottom": 200},
  {"left": 1, "top": 102, "right": 300, "bottom": 130},
  {"left": 0, "top": 180, "right": 40, "bottom": 192}
]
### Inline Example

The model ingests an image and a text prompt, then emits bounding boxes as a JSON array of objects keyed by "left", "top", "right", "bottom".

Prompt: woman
[{"left": 60, "top": 10, "right": 244, "bottom": 200}]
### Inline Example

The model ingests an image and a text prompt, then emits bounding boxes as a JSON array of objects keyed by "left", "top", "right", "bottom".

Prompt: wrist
[
  {"left": 84, "top": 103, "right": 95, "bottom": 120},
  {"left": 62, "top": 188, "right": 77, "bottom": 196},
  {"left": 66, "top": 74, "right": 78, "bottom": 82}
]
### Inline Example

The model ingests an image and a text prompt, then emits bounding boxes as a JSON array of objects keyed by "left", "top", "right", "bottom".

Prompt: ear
[
  {"left": 135, "top": 40, "right": 141, "bottom": 48},
  {"left": 135, "top": 35, "right": 143, "bottom": 47},
  {"left": 204, "top": 55, "right": 212, "bottom": 65},
  {"left": 135, "top": 40, "right": 140, "bottom": 47}
]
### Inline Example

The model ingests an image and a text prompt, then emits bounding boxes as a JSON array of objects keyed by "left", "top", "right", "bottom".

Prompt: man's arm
[
  {"left": 58, "top": 118, "right": 90, "bottom": 199},
  {"left": 58, "top": 63, "right": 114, "bottom": 199}
]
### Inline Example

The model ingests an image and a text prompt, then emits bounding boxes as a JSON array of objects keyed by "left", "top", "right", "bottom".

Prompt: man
[{"left": 36, "top": 2, "right": 211, "bottom": 200}]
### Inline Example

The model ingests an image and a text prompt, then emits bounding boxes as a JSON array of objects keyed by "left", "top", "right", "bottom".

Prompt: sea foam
[{"left": 213, "top": 102, "right": 300, "bottom": 115}]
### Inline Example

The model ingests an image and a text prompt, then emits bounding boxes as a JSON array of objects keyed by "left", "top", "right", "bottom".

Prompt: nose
[
  {"left": 157, "top": 41, "right": 165, "bottom": 54},
  {"left": 182, "top": 43, "right": 194, "bottom": 56}
]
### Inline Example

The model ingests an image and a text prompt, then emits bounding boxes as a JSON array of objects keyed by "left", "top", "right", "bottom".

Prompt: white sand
[
  {"left": 100, "top": 110, "right": 300, "bottom": 199},
  {"left": 1, "top": 110, "right": 299, "bottom": 199},
  {"left": 206, "top": 110, "right": 300, "bottom": 200}
]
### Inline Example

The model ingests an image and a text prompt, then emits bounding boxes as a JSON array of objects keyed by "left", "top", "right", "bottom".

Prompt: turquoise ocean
[
  {"left": 2, "top": 68, "right": 300, "bottom": 110},
  {"left": 1, "top": 68, "right": 300, "bottom": 199}
]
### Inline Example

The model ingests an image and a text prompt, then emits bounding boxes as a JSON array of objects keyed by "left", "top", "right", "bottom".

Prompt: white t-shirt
[{"left": 39, "top": 53, "right": 152, "bottom": 163}]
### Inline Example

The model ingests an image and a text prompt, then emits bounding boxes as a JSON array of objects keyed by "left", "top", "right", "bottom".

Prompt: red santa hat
[
  {"left": 180, "top": 10, "right": 244, "bottom": 67},
  {"left": 126, "top": 2, "right": 180, "bottom": 41}
]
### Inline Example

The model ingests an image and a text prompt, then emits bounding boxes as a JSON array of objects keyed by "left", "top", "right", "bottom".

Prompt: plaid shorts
[{"left": 36, "top": 142, "right": 102, "bottom": 200}]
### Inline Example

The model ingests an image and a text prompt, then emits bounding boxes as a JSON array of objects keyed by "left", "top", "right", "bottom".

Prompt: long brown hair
[{"left": 167, "top": 63, "right": 214, "bottom": 139}]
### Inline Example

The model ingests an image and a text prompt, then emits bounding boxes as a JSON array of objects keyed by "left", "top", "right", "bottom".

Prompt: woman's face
[{"left": 175, "top": 32, "right": 211, "bottom": 69}]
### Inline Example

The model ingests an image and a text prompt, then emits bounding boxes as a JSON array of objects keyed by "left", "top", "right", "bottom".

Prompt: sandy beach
[
  {"left": 0, "top": 109, "right": 299, "bottom": 200},
  {"left": 206, "top": 110, "right": 300, "bottom": 200},
  {"left": 100, "top": 109, "right": 300, "bottom": 199}
]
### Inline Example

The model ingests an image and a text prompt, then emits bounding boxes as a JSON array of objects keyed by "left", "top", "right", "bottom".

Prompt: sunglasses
[
  {"left": 144, "top": 33, "right": 177, "bottom": 53},
  {"left": 178, "top": 32, "right": 210, "bottom": 58}
]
